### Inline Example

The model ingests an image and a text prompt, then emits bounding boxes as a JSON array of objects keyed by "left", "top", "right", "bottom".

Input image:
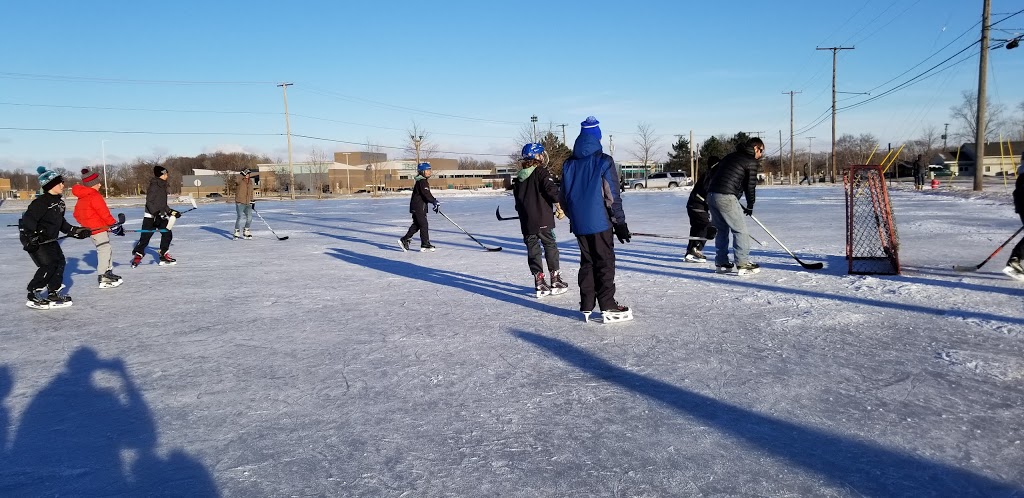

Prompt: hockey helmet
[
  {"left": 521, "top": 143, "right": 545, "bottom": 161},
  {"left": 417, "top": 162, "right": 431, "bottom": 172}
]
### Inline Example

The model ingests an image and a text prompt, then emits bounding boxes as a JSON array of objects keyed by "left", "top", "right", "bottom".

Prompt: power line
[
  {"left": 0, "top": 126, "right": 281, "bottom": 136},
  {"left": 0, "top": 71, "right": 273, "bottom": 85}
]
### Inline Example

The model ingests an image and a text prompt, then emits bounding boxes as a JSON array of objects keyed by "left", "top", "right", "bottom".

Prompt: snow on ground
[{"left": 0, "top": 184, "right": 1022, "bottom": 496}]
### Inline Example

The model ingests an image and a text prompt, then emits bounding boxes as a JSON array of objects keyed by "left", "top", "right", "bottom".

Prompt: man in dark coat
[
  {"left": 559, "top": 116, "right": 632, "bottom": 322},
  {"left": 708, "top": 138, "right": 763, "bottom": 275},
  {"left": 131, "top": 166, "right": 179, "bottom": 267},
  {"left": 684, "top": 155, "right": 720, "bottom": 263},
  {"left": 513, "top": 143, "right": 567, "bottom": 297},
  {"left": 400, "top": 162, "right": 439, "bottom": 252},
  {"left": 1003, "top": 158, "right": 1024, "bottom": 281},
  {"left": 20, "top": 166, "right": 91, "bottom": 308}
]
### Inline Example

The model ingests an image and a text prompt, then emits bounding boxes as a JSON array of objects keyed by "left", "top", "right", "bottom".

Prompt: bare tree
[
  {"left": 365, "top": 141, "right": 388, "bottom": 197},
  {"left": 908, "top": 126, "right": 941, "bottom": 159},
  {"left": 307, "top": 146, "right": 330, "bottom": 198},
  {"left": 631, "top": 122, "right": 663, "bottom": 187},
  {"left": 835, "top": 133, "right": 879, "bottom": 172},
  {"left": 405, "top": 121, "right": 439, "bottom": 163},
  {"left": 949, "top": 90, "right": 1007, "bottom": 143}
]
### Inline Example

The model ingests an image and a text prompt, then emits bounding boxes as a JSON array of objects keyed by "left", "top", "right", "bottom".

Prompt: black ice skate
[
  {"left": 46, "top": 285, "right": 73, "bottom": 309},
  {"left": 398, "top": 238, "right": 411, "bottom": 252},
  {"left": 98, "top": 270, "right": 123, "bottom": 289},
  {"left": 684, "top": 250, "right": 707, "bottom": 263},
  {"left": 158, "top": 251, "right": 177, "bottom": 266},
  {"left": 1003, "top": 258, "right": 1024, "bottom": 281},
  {"left": 535, "top": 272, "right": 551, "bottom": 298},
  {"left": 26, "top": 289, "right": 49, "bottom": 310},
  {"left": 600, "top": 304, "right": 633, "bottom": 323},
  {"left": 736, "top": 262, "right": 761, "bottom": 276},
  {"left": 549, "top": 270, "right": 569, "bottom": 295},
  {"left": 715, "top": 262, "right": 735, "bottom": 274},
  {"left": 420, "top": 243, "right": 436, "bottom": 252}
]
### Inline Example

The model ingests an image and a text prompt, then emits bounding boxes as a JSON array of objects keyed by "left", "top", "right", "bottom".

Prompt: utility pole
[
  {"left": 277, "top": 82, "right": 295, "bottom": 200},
  {"left": 411, "top": 135, "right": 423, "bottom": 164},
  {"left": 817, "top": 46, "right": 854, "bottom": 183},
  {"left": 343, "top": 152, "right": 351, "bottom": 194},
  {"left": 942, "top": 123, "right": 950, "bottom": 151},
  {"left": 530, "top": 115, "right": 538, "bottom": 143},
  {"left": 689, "top": 130, "right": 695, "bottom": 180},
  {"left": 558, "top": 124, "right": 567, "bottom": 145},
  {"left": 783, "top": 91, "right": 801, "bottom": 184},
  {"left": 101, "top": 140, "right": 110, "bottom": 197},
  {"left": 779, "top": 130, "right": 784, "bottom": 184},
  {"left": 974, "top": 0, "right": 990, "bottom": 192},
  {"left": 807, "top": 137, "right": 815, "bottom": 183}
]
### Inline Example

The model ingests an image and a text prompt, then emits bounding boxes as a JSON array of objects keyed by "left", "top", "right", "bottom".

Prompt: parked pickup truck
[{"left": 628, "top": 172, "right": 692, "bottom": 189}]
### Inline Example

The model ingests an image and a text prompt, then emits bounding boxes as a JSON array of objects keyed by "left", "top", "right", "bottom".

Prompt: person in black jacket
[
  {"left": 131, "top": 166, "right": 180, "bottom": 268},
  {"left": 1003, "top": 158, "right": 1024, "bottom": 281},
  {"left": 513, "top": 143, "right": 567, "bottom": 297},
  {"left": 19, "top": 166, "right": 92, "bottom": 309},
  {"left": 399, "top": 163, "right": 439, "bottom": 252},
  {"left": 684, "top": 155, "right": 720, "bottom": 263},
  {"left": 708, "top": 138, "right": 763, "bottom": 275}
]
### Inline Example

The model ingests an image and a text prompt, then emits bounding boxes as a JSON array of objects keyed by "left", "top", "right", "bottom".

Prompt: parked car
[
  {"left": 206, "top": 192, "right": 223, "bottom": 198},
  {"left": 628, "top": 172, "right": 692, "bottom": 189}
]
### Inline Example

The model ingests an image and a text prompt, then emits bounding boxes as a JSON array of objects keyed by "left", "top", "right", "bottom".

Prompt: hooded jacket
[
  {"left": 408, "top": 175, "right": 438, "bottom": 214},
  {"left": 144, "top": 177, "right": 170, "bottom": 218},
  {"left": 1015, "top": 164, "right": 1024, "bottom": 215},
  {"left": 71, "top": 184, "right": 117, "bottom": 234},
  {"left": 559, "top": 133, "right": 625, "bottom": 236},
  {"left": 513, "top": 165, "right": 559, "bottom": 235},
  {"left": 707, "top": 147, "right": 759, "bottom": 210},
  {"left": 22, "top": 192, "right": 73, "bottom": 241},
  {"left": 235, "top": 175, "right": 254, "bottom": 205}
]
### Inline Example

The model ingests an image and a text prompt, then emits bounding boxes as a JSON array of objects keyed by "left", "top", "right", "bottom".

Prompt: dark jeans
[
  {"left": 133, "top": 217, "right": 172, "bottom": 256},
  {"left": 524, "top": 229, "right": 559, "bottom": 276},
  {"left": 1012, "top": 214, "right": 1024, "bottom": 262},
  {"left": 576, "top": 229, "right": 617, "bottom": 312},
  {"left": 686, "top": 208, "right": 716, "bottom": 253},
  {"left": 28, "top": 243, "right": 65, "bottom": 292},
  {"left": 402, "top": 210, "right": 430, "bottom": 247}
]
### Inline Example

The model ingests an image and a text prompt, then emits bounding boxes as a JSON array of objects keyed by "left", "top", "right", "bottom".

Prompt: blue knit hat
[
  {"left": 37, "top": 166, "right": 63, "bottom": 192},
  {"left": 580, "top": 116, "right": 601, "bottom": 140},
  {"left": 417, "top": 162, "right": 431, "bottom": 172}
]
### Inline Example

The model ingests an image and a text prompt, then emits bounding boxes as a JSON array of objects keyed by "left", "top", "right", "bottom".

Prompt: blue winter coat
[{"left": 559, "top": 133, "right": 625, "bottom": 236}]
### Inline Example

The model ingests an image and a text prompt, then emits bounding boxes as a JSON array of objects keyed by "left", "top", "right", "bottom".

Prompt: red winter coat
[{"left": 72, "top": 184, "right": 117, "bottom": 234}]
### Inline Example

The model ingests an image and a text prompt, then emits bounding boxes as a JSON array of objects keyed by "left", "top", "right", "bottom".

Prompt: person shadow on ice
[{"left": 2, "top": 347, "right": 218, "bottom": 497}]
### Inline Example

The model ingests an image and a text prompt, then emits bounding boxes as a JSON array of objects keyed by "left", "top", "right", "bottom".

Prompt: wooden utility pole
[
  {"left": 689, "top": 130, "right": 695, "bottom": 180},
  {"left": 277, "top": 82, "right": 295, "bottom": 200},
  {"left": 783, "top": 91, "right": 801, "bottom": 184},
  {"left": 974, "top": 0, "right": 990, "bottom": 192},
  {"left": 807, "top": 137, "right": 815, "bottom": 183},
  {"left": 817, "top": 46, "right": 854, "bottom": 183}
]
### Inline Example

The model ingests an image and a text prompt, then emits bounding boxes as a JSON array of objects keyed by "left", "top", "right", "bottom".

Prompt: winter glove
[
  {"left": 432, "top": 202, "right": 441, "bottom": 213},
  {"left": 71, "top": 226, "right": 92, "bottom": 239},
  {"left": 24, "top": 234, "right": 40, "bottom": 253},
  {"left": 110, "top": 223, "right": 125, "bottom": 237},
  {"left": 743, "top": 207, "right": 753, "bottom": 217},
  {"left": 554, "top": 204, "right": 565, "bottom": 220},
  {"left": 613, "top": 222, "right": 631, "bottom": 243},
  {"left": 169, "top": 209, "right": 182, "bottom": 218}
]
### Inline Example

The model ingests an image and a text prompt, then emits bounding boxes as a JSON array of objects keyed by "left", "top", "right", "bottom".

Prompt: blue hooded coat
[{"left": 559, "top": 133, "right": 625, "bottom": 236}]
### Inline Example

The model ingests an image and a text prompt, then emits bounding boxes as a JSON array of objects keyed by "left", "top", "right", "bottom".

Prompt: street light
[
  {"left": 101, "top": 140, "right": 110, "bottom": 197},
  {"left": 530, "top": 115, "right": 538, "bottom": 142}
]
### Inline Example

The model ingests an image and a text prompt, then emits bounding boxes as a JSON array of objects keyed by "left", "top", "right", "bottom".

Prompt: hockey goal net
[{"left": 845, "top": 165, "right": 900, "bottom": 275}]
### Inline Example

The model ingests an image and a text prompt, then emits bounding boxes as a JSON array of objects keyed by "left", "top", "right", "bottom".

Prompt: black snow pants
[
  {"left": 402, "top": 210, "right": 431, "bottom": 247},
  {"left": 575, "top": 229, "right": 617, "bottom": 312},
  {"left": 133, "top": 217, "right": 172, "bottom": 256},
  {"left": 686, "top": 208, "right": 717, "bottom": 253},
  {"left": 27, "top": 243, "right": 66, "bottom": 292},
  {"left": 524, "top": 229, "right": 559, "bottom": 276}
]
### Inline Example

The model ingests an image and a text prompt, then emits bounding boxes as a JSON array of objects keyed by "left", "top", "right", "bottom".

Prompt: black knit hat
[{"left": 154, "top": 166, "right": 168, "bottom": 177}]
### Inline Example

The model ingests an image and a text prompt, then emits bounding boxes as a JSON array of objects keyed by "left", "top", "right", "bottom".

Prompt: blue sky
[{"left": 2, "top": 0, "right": 1023, "bottom": 170}]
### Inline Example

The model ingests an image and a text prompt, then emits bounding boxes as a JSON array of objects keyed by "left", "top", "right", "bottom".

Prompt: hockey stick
[
  {"left": 747, "top": 215, "right": 823, "bottom": 270},
  {"left": 437, "top": 209, "right": 502, "bottom": 251},
  {"left": 632, "top": 232, "right": 710, "bottom": 241},
  {"left": 253, "top": 207, "right": 289, "bottom": 240},
  {"left": 39, "top": 213, "right": 126, "bottom": 244},
  {"left": 175, "top": 196, "right": 200, "bottom": 215},
  {"left": 953, "top": 226, "right": 1024, "bottom": 272},
  {"left": 496, "top": 206, "right": 519, "bottom": 221}
]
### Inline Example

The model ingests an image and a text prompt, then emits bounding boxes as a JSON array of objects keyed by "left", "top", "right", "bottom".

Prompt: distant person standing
[
  {"left": 1003, "top": 158, "right": 1024, "bottom": 281},
  {"left": 72, "top": 168, "right": 126, "bottom": 288},
  {"left": 513, "top": 143, "right": 568, "bottom": 297},
  {"left": 799, "top": 162, "right": 811, "bottom": 185},
  {"left": 913, "top": 154, "right": 927, "bottom": 191},
  {"left": 131, "top": 166, "right": 179, "bottom": 267},
  {"left": 708, "top": 138, "right": 763, "bottom": 276},
  {"left": 399, "top": 162, "right": 439, "bottom": 252},
  {"left": 684, "top": 155, "right": 720, "bottom": 263},
  {"left": 234, "top": 168, "right": 255, "bottom": 240},
  {"left": 559, "top": 116, "right": 632, "bottom": 323}
]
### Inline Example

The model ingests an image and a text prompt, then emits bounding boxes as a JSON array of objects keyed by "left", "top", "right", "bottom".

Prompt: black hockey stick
[
  {"left": 496, "top": 206, "right": 519, "bottom": 221},
  {"left": 437, "top": 209, "right": 502, "bottom": 251},
  {"left": 953, "top": 226, "right": 1024, "bottom": 272},
  {"left": 632, "top": 232, "right": 709, "bottom": 241},
  {"left": 748, "top": 214, "right": 824, "bottom": 270},
  {"left": 253, "top": 207, "right": 289, "bottom": 240}
]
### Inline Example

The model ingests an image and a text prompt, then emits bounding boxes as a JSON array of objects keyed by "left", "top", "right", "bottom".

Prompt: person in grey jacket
[{"left": 708, "top": 138, "right": 763, "bottom": 275}]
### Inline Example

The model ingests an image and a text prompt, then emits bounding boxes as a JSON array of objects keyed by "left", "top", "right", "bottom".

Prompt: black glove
[
  {"left": 613, "top": 222, "right": 631, "bottom": 243},
  {"left": 110, "top": 223, "right": 125, "bottom": 237},
  {"left": 24, "top": 234, "right": 40, "bottom": 253},
  {"left": 71, "top": 226, "right": 92, "bottom": 239},
  {"left": 432, "top": 202, "right": 441, "bottom": 213},
  {"left": 170, "top": 209, "right": 182, "bottom": 218},
  {"left": 743, "top": 207, "right": 753, "bottom": 216}
]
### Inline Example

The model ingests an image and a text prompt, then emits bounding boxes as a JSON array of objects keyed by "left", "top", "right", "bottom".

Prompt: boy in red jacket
[{"left": 72, "top": 168, "right": 126, "bottom": 288}]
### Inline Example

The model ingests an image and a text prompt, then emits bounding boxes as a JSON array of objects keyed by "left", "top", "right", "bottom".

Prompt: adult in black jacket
[
  {"left": 707, "top": 138, "right": 763, "bottom": 275},
  {"left": 400, "top": 163, "right": 439, "bottom": 252},
  {"left": 513, "top": 143, "right": 567, "bottom": 296},
  {"left": 684, "top": 155, "right": 720, "bottom": 262},
  {"left": 20, "top": 166, "right": 91, "bottom": 308},
  {"left": 1003, "top": 159, "right": 1024, "bottom": 280},
  {"left": 131, "top": 166, "right": 179, "bottom": 267}
]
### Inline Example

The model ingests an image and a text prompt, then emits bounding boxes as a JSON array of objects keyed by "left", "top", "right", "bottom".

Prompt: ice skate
[
  {"left": 130, "top": 252, "right": 143, "bottom": 269},
  {"left": 684, "top": 250, "right": 707, "bottom": 263},
  {"left": 1003, "top": 258, "right": 1024, "bottom": 281},
  {"left": 535, "top": 272, "right": 552, "bottom": 298},
  {"left": 398, "top": 238, "right": 411, "bottom": 252},
  {"left": 158, "top": 251, "right": 177, "bottom": 266},
  {"left": 715, "top": 262, "right": 734, "bottom": 274},
  {"left": 98, "top": 270, "right": 123, "bottom": 289},
  {"left": 420, "top": 243, "right": 436, "bottom": 252},
  {"left": 26, "top": 289, "right": 49, "bottom": 310},
  {"left": 46, "top": 285, "right": 73, "bottom": 309},
  {"left": 233, "top": 229, "right": 240, "bottom": 240},
  {"left": 243, "top": 228, "right": 253, "bottom": 240},
  {"left": 736, "top": 262, "right": 761, "bottom": 276},
  {"left": 600, "top": 304, "right": 633, "bottom": 323},
  {"left": 549, "top": 270, "right": 569, "bottom": 295}
]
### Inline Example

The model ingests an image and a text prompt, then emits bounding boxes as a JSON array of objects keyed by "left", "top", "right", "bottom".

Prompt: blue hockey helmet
[
  {"left": 417, "top": 162, "right": 431, "bottom": 172},
  {"left": 521, "top": 143, "right": 545, "bottom": 161}
]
